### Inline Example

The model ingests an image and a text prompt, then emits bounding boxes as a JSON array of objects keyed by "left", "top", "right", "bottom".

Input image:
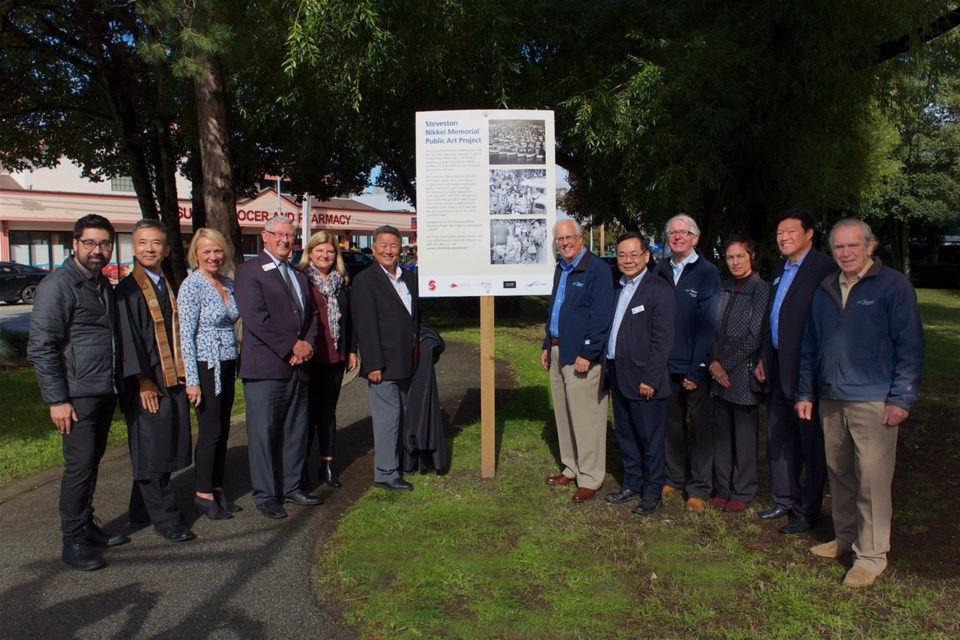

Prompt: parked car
[{"left": 0, "top": 262, "right": 49, "bottom": 304}]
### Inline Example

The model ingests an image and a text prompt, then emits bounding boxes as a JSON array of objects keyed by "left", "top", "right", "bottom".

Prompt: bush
[{"left": 910, "top": 262, "right": 960, "bottom": 289}]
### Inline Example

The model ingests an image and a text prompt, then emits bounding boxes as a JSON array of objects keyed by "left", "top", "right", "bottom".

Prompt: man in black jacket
[
  {"left": 755, "top": 208, "right": 838, "bottom": 534},
  {"left": 352, "top": 225, "right": 421, "bottom": 491},
  {"left": 28, "top": 214, "right": 129, "bottom": 571}
]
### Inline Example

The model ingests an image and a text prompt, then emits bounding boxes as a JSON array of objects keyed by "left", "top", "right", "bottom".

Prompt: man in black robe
[{"left": 115, "top": 219, "right": 194, "bottom": 542}]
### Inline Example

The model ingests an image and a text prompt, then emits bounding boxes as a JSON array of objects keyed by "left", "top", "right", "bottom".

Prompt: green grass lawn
[{"left": 317, "top": 291, "right": 960, "bottom": 640}]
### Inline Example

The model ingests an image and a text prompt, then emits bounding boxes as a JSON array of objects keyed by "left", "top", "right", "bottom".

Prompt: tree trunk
[
  {"left": 194, "top": 51, "right": 243, "bottom": 263},
  {"left": 155, "top": 118, "right": 189, "bottom": 288},
  {"left": 188, "top": 147, "right": 208, "bottom": 232}
]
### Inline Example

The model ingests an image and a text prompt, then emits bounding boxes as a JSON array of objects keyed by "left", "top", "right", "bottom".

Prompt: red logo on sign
[{"left": 428, "top": 280, "right": 437, "bottom": 291}]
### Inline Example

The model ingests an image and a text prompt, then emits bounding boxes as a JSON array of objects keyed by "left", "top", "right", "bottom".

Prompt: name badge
[
  {"left": 632, "top": 305, "right": 645, "bottom": 314},
  {"left": 262, "top": 262, "right": 278, "bottom": 272}
]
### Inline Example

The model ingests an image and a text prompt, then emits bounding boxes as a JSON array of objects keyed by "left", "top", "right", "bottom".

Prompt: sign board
[{"left": 415, "top": 110, "right": 556, "bottom": 297}]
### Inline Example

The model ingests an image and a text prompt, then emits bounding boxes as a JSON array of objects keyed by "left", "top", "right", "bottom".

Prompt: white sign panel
[{"left": 415, "top": 110, "right": 556, "bottom": 297}]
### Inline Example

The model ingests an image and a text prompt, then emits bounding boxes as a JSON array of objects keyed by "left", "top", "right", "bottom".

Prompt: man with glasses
[
  {"left": 235, "top": 216, "right": 321, "bottom": 518},
  {"left": 755, "top": 208, "right": 837, "bottom": 534},
  {"left": 29, "top": 214, "right": 129, "bottom": 570},
  {"left": 655, "top": 214, "right": 720, "bottom": 512},
  {"left": 541, "top": 219, "right": 614, "bottom": 503}
]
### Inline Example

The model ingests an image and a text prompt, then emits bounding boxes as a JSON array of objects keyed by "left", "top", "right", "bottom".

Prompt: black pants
[
  {"left": 193, "top": 360, "right": 237, "bottom": 494},
  {"left": 129, "top": 475, "right": 181, "bottom": 531},
  {"left": 59, "top": 395, "right": 116, "bottom": 543},
  {"left": 712, "top": 397, "right": 759, "bottom": 503},
  {"left": 303, "top": 361, "right": 345, "bottom": 484},
  {"left": 665, "top": 373, "right": 713, "bottom": 499}
]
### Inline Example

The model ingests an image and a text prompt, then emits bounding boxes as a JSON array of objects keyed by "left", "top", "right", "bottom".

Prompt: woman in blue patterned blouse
[
  {"left": 298, "top": 231, "right": 358, "bottom": 489},
  {"left": 178, "top": 228, "right": 241, "bottom": 520}
]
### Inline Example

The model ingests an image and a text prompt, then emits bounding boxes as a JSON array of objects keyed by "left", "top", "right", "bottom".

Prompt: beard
[{"left": 77, "top": 253, "right": 107, "bottom": 275}]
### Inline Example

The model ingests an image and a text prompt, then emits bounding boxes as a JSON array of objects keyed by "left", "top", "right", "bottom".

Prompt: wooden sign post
[{"left": 480, "top": 296, "right": 496, "bottom": 478}]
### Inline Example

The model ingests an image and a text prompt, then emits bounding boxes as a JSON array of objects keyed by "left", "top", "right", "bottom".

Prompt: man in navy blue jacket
[
  {"left": 541, "top": 219, "right": 614, "bottom": 503},
  {"left": 655, "top": 214, "right": 720, "bottom": 512},
  {"left": 797, "top": 218, "right": 924, "bottom": 588},
  {"left": 604, "top": 232, "right": 676, "bottom": 516}
]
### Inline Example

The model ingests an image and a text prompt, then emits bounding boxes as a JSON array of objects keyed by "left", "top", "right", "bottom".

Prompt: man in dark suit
[
  {"left": 755, "top": 207, "right": 838, "bottom": 534},
  {"left": 604, "top": 232, "right": 676, "bottom": 516},
  {"left": 351, "top": 225, "right": 421, "bottom": 491},
  {"left": 235, "top": 216, "right": 321, "bottom": 519}
]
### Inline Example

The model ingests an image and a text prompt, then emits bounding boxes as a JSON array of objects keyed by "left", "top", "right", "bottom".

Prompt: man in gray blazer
[
  {"left": 351, "top": 225, "right": 421, "bottom": 491},
  {"left": 235, "top": 216, "right": 320, "bottom": 518}
]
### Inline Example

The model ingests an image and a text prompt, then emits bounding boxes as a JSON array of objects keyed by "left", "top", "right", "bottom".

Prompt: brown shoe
[
  {"left": 811, "top": 539, "right": 852, "bottom": 559},
  {"left": 572, "top": 488, "right": 597, "bottom": 503},
  {"left": 843, "top": 565, "right": 877, "bottom": 588},
  {"left": 685, "top": 497, "right": 706, "bottom": 512},
  {"left": 661, "top": 485, "right": 682, "bottom": 497},
  {"left": 546, "top": 474, "right": 574, "bottom": 486},
  {"left": 708, "top": 497, "right": 728, "bottom": 509},
  {"left": 723, "top": 499, "right": 749, "bottom": 513}
]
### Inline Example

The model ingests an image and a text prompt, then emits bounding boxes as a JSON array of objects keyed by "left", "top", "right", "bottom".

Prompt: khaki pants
[
  {"left": 549, "top": 345, "right": 608, "bottom": 490},
  {"left": 820, "top": 399, "right": 898, "bottom": 575}
]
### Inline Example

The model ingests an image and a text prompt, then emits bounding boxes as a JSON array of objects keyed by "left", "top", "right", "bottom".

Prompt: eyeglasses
[
  {"left": 265, "top": 230, "right": 295, "bottom": 240},
  {"left": 667, "top": 230, "right": 695, "bottom": 238},
  {"left": 555, "top": 234, "right": 582, "bottom": 244},
  {"left": 78, "top": 239, "right": 114, "bottom": 251},
  {"left": 617, "top": 250, "right": 648, "bottom": 261}
]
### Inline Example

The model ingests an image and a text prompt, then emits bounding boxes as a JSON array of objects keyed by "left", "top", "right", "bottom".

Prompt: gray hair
[
  {"left": 664, "top": 214, "right": 700, "bottom": 237},
  {"left": 373, "top": 225, "right": 402, "bottom": 243},
  {"left": 264, "top": 215, "right": 294, "bottom": 232},
  {"left": 829, "top": 218, "right": 875, "bottom": 251},
  {"left": 553, "top": 219, "right": 583, "bottom": 237},
  {"left": 132, "top": 218, "right": 170, "bottom": 245}
]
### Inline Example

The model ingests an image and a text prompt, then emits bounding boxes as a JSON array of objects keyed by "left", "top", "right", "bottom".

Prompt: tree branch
[{"left": 873, "top": 6, "right": 960, "bottom": 64}]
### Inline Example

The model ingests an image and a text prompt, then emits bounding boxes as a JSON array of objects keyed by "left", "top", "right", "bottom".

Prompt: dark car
[
  {"left": 0, "top": 261, "right": 49, "bottom": 304},
  {"left": 290, "top": 248, "right": 374, "bottom": 280}
]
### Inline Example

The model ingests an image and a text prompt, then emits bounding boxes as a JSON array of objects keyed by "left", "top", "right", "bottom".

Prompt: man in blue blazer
[
  {"left": 755, "top": 208, "right": 838, "bottom": 534},
  {"left": 604, "top": 232, "right": 676, "bottom": 516},
  {"left": 351, "top": 225, "right": 421, "bottom": 491},
  {"left": 235, "top": 216, "right": 321, "bottom": 519}
]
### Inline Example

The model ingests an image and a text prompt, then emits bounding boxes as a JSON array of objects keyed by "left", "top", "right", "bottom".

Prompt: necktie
[
  {"left": 281, "top": 262, "right": 304, "bottom": 319},
  {"left": 156, "top": 276, "right": 165, "bottom": 295}
]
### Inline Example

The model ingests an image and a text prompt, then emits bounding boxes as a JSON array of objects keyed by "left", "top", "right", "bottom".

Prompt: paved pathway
[{"left": 0, "top": 341, "right": 488, "bottom": 639}]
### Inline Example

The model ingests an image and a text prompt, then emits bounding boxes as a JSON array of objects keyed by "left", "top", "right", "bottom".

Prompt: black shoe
[
  {"left": 62, "top": 542, "right": 105, "bottom": 571},
  {"left": 758, "top": 505, "right": 792, "bottom": 521},
  {"left": 285, "top": 490, "right": 323, "bottom": 506},
  {"left": 214, "top": 490, "right": 242, "bottom": 514},
  {"left": 632, "top": 497, "right": 663, "bottom": 516},
  {"left": 195, "top": 496, "right": 233, "bottom": 521},
  {"left": 85, "top": 521, "right": 130, "bottom": 548},
  {"left": 256, "top": 501, "right": 288, "bottom": 519},
  {"left": 605, "top": 489, "right": 642, "bottom": 504},
  {"left": 321, "top": 460, "right": 343, "bottom": 488},
  {"left": 779, "top": 514, "right": 814, "bottom": 534},
  {"left": 375, "top": 478, "right": 414, "bottom": 492},
  {"left": 156, "top": 525, "right": 197, "bottom": 542}
]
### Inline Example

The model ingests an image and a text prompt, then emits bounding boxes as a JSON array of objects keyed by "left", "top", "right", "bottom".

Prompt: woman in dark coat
[
  {"left": 298, "top": 231, "right": 358, "bottom": 488},
  {"left": 708, "top": 235, "right": 770, "bottom": 512}
]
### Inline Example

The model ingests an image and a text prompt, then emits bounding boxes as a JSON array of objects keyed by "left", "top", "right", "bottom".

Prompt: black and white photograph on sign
[
  {"left": 488, "top": 119, "right": 546, "bottom": 165},
  {"left": 490, "top": 169, "right": 548, "bottom": 216},
  {"left": 490, "top": 219, "right": 549, "bottom": 265}
]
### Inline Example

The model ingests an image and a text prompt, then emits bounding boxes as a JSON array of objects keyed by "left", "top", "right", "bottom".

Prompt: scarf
[
  {"left": 305, "top": 264, "right": 343, "bottom": 345},
  {"left": 131, "top": 264, "right": 186, "bottom": 387}
]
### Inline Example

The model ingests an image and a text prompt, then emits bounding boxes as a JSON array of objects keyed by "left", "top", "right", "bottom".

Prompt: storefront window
[{"left": 9, "top": 231, "right": 30, "bottom": 265}]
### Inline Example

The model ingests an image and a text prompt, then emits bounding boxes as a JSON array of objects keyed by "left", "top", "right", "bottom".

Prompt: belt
[{"left": 550, "top": 338, "right": 560, "bottom": 346}]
